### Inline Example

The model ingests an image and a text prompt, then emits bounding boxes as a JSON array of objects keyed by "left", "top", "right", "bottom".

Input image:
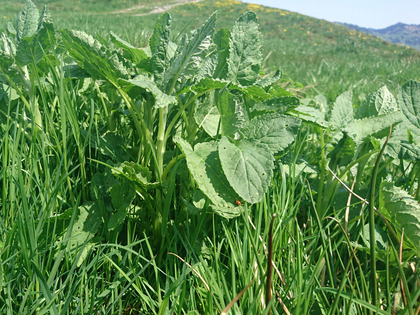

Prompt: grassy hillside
[{"left": 1, "top": 0, "right": 420, "bottom": 102}]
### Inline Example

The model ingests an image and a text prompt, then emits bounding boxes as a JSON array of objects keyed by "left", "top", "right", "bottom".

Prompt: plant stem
[{"left": 156, "top": 107, "right": 168, "bottom": 182}]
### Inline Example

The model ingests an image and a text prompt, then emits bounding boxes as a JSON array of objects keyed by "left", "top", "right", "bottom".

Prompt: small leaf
[
  {"left": 255, "top": 69, "right": 282, "bottom": 88},
  {"left": 241, "top": 113, "right": 301, "bottom": 154},
  {"left": 218, "top": 137, "right": 274, "bottom": 203},
  {"left": 380, "top": 182, "right": 420, "bottom": 252},
  {"left": 240, "top": 85, "right": 272, "bottom": 102},
  {"left": 227, "top": 11, "right": 262, "bottom": 86},
  {"left": 330, "top": 90, "right": 353, "bottom": 130},
  {"left": 358, "top": 86, "right": 398, "bottom": 118},
  {"left": 67, "top": 202, "right": 101, "bottom": 266},
  {"left": 184, "top": 77, "right": 228, "bottom": 95}
]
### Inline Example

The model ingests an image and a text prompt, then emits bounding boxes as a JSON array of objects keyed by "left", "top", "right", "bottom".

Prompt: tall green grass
[{"left": 1, "top": 1, "right": 419, "bottom": 314}]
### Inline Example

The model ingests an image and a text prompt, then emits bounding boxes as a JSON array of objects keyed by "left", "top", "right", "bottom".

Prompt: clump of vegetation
[{"left": 0, "top": 1, "right": 419, "bottom": 313}]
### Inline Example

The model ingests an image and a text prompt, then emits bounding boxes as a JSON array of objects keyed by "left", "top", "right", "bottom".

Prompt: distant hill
[{"left": 339, "top": 22, "right": 420, "bottom": 50}]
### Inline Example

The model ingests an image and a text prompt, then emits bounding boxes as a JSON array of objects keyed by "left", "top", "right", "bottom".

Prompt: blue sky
[{"left": 239, "top": 0, "right": 420, "bottom": 29}]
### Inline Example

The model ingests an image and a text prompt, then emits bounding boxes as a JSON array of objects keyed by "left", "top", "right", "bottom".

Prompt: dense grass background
[{"left": 0, "top": 1, "right": 419, "bottom": 314}]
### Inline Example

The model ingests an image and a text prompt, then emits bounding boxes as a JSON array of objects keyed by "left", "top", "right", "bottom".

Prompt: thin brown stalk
[
  {"left": 276, "top": 292, "right": 291, "bottom": 315},
  {"left": 399, "top": 229, "right": 408, "bottom": 307},
  {"left": 168, "top": 252, "right": 210, "bottom": 291}
]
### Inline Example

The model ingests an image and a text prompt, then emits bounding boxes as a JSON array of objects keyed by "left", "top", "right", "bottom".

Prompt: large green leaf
[
  {"left": 227, "top": 11, "right": 262, "bottom": 86},
  {"left": 177, "top": 138, "right": 242, "bottom": 218},
  {"left": 241, "top": 113, "right": 301, "bottom": 154},
  {"left": 149, "top": 12, "right": 171, "bottom": 84},
  {"left": 163, "top": 12, "right": 216, "bottom": 92},
  {"left": 399, "top": 141, "right": 420, "bottom": 161},
  {"left": 330, "top": 90, "right": 353, "bottom": 130},
  {"left": 218, "top": 137, "right": 274, "bottom": 203},
  {"left": 380, "top": 182, "right": 420, "bottom": 252},
  {"left": 398, "top": 80, "right": 420, "bottom": 134},
  {"left": 16, "top": 0, "right": 39, "bottom": 42}
]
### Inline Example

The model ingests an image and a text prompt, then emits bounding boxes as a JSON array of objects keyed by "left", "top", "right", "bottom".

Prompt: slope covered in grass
[{"left": 2, "top": 0, "right": 419, "bottom": 102}]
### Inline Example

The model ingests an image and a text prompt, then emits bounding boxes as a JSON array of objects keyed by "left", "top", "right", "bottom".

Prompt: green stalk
[
  {"left": 316, "top": 127, "right": 327, "bottom": 216},
  {"left": 153, "top": 106, "right": 168, "bottom": 242},
  {"left": 367, "top": 125, "right": 392, "bottom": 308}
]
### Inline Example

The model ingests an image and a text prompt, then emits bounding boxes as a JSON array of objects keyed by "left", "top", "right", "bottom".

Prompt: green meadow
[{"left": 0, "top": 0, "right": 419, "bottom": 314}]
